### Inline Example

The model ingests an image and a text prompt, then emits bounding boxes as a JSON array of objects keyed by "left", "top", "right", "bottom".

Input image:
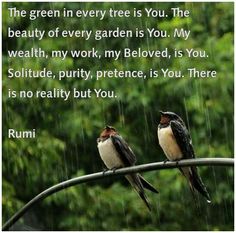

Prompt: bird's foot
[
  {"left": 103, "top": 166, "right": 121, "bottom": 175},
  {"left": 110, "top": 166, "right": 121, "bottom": 173},
  {"left": 175, "top": 159, "right": 181, "bottom": 166},
  {"left": 102, "top": 168, "right": 109, "bottom": 175},
  {"left": 163, "top": 159, "right": 169, "bottom": 164}
]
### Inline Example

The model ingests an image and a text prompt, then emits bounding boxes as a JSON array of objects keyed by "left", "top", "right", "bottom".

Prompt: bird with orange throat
[
  {"left": 97, "top": 126, "right": 158, "bottom": 211},
  {"left": 157, "top": 111, "right": 211, "bottom": 203}
]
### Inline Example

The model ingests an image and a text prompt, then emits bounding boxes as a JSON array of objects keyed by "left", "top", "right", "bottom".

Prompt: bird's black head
[
  {"left": 159, "top": 111, "right": 184, "bottom": 125},
  {"left": 104, "top": 125, "right": 116, "bottom": 131},
  {"left": 99, "top": 125, "right": 118, "bottom": 139}
]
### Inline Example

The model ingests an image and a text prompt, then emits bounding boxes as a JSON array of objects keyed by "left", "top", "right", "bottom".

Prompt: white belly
[
  {"left": 97, "top": 138, "right": 124, "bottom": 169},
  {"left": 158, "top": 126, "right": 183, "bottom": 161}
]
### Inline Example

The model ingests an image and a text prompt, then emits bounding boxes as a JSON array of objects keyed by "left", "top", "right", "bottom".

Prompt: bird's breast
[
  {"left": 97, "top": 138, "right": 124, "bottom": 169},
  {"left": 158, "top": 125, "right": 183, "bottom": 161}
]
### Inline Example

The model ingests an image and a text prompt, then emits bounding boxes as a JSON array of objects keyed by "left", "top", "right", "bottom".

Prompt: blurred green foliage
[{"left": 2, "top": 2, "right": 234, "bottom": 230}]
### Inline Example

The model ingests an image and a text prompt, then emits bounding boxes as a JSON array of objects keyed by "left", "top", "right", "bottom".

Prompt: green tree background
[{"left": 2, "top": 2, "right": 234, "bottom": 230}]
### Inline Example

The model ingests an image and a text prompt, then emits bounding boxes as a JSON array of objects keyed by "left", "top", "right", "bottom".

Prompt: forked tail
[
  {"left": 180, "top": 167, "right": 211, "bottom": 203},
  {"left": 125, "top": 174, "right": 155, "bottom": 211}
]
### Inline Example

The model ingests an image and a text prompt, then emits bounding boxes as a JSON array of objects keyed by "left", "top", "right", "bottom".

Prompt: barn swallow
[
  {"left": 157, "top": 111, "right": 211, "bottom": 203},
  {"left": 97, "top": 125, "right": 158, "bottom": 211}
]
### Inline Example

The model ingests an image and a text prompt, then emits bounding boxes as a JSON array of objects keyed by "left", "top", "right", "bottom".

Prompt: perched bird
[
  {"left": 97, "top": 125, "right": 158, "bottom": 211},
  {"left": 157, "top": 111, "right": 211, "bottom": 203}
]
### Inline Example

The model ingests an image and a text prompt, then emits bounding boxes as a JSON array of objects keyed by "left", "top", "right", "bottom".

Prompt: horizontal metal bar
[{"left": 2, "top": 158, "right": 234, "bottom": 230}]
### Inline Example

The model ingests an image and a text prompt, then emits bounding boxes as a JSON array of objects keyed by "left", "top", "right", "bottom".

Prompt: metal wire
[{"left": 2, "top": 158, "right": 234, "bottom": 230}]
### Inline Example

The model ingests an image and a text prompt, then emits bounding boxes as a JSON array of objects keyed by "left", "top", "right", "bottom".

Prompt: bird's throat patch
[{"left": 160, "top": 115, "right": 170, "bottom": 124}]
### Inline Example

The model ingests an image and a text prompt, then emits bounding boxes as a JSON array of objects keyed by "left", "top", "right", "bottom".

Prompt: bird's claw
[
  {"left": 111, "top": 167, "right": 120, "bottom": 173},
  {"left": 102, "top": 168, "right": 109, "bottom": 175},
  {"left": 102, "top": 167, "right": 120, "bottom": 175},
  {"left": 112, "top": 168, "right": 117, "bottom": 173},
  {"left": 175, "top": 159, "right": 181, "bottom": 165},
  {"left": 163, "top": 159, "right": 169, "bottom": 164}
]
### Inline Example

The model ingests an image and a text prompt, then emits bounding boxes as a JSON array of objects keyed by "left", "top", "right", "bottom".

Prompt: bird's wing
[
  {"left": 170, "top": 120, "right": 195, "bottom": 159},
  {"left": 110, "top": 135, "right": 137, "bottom": 166}
]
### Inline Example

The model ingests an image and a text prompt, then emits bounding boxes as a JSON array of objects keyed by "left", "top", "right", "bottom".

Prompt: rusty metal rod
[{"left": 2, "top": 158, "right": 234, "bottom": 230}]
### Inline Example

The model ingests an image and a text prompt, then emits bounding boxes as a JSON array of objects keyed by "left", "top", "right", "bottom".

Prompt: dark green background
[{"left": 2, "top": 2, "right": 234, "bottom": 230}]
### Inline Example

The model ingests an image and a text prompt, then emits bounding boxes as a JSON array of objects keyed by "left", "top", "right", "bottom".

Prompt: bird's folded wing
[
  {"left": 111, "top": 135, "right": 137, "bottom": 166},
  {"left": 170, "top": 121, "right": 195, "bottom": 159}
]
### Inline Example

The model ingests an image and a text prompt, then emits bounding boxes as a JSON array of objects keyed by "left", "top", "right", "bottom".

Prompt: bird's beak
[{"left": 159, "top": 111, "right": 164, "bottom": 115}]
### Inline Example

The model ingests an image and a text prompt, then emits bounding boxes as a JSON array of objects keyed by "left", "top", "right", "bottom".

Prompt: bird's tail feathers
[
  {"left": 138, "top": 190, "right": 152, "bottom": 211},
  {"left": 181, "top": 167, "right": 211, "bottom": 203},
  {"left": 190, "top": 167, "right": 211, "bottom": 203},
  {"left": 125, "top": 174, "right": 152, "bottom": 211},
  {"left": 138, "top": 174, "right": 159, "bottom": 193}
]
